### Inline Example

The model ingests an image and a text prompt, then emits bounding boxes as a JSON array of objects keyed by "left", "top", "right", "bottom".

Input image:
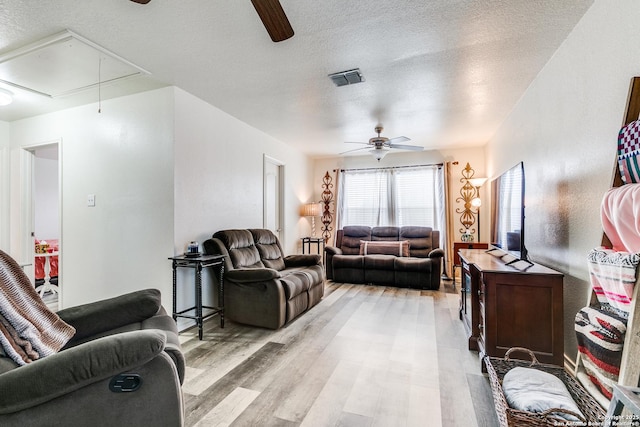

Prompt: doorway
[
  {"left": 22, "top": 141, "right": 61, "bottom": 311},
  {"left": 263, "top": 155, "right": 284, "bottom": 242}
]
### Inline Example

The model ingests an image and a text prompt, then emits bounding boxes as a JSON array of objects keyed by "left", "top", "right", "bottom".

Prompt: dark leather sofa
[
  {"left": 325, "top": 226, "right": 444, "bottom": 290},
  {"left": 203, "top": 229, "right": 325, "bottom": 329}
]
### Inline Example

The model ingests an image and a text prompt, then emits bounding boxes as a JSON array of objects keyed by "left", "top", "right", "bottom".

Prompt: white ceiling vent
[
  {"left": 328, "top": 68, "right": 364, "bottom": 87},
  {"left": 0, "top": 30, "right": 150, "bottom": 98}
]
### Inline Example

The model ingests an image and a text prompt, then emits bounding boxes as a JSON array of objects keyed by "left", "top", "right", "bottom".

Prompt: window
[{"left": 338, "top": 165, "right": 442, "bottom": 228}]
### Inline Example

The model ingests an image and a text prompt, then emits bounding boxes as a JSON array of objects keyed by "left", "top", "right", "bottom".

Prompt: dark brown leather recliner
[
  {"left": 325, "top": 226, "right": 444, "bottom": 290},
  {"left": 203, "top": 229, "right": 325, "bottom": 329}
]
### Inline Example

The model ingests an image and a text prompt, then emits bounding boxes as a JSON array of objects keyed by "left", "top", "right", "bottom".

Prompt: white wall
[
  {"left": 0, "top": 120, "right": 9, "bottom": 250},
  {"left": 10, "top": 88, "right": 175, "bottom": 309},
  {"left": 173, "top": 87, "right": 314, "bottom": 256},
  {"left": 34, "top": 148, "right": 59, "bottom": 241},
  {"left": 485, "top": 0, "right": 638, "bottom": 362}
]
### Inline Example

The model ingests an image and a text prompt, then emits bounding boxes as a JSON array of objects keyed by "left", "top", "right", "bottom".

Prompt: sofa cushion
[
  {"left": 340, "top": 226, "right": 372, "bottom": 255},
  {"left": 400, "top": 226, "right": 436, "bottom": 257},
  {"left": 363, "top": 255, "right": 396, "bottom": 269},
  {"left": 364, "top": 255, "right": 396, "bottom": 285},
  {"left": 371, "top": 226, "right": 399, "bottom": 241},
  {"left": 288, "top": 265, "right": 325, "bottom": 286},
  {"left": 250, "top": 229, "right": 286, "bottom": 271},
  {"left": 279, "top": 271, "right": 312, "bottom": 300},
  {"left": 213, "top": 230, "right": 264, "bottom": 269},
  {"left": 332, "top": 254, "right": 365, "bottom": 283},
  {"left": 394, "top": 257, "right": 432, "bottom": 272},
  {"left": 359, "top": 240, "right": 410, "bottom": 256}
]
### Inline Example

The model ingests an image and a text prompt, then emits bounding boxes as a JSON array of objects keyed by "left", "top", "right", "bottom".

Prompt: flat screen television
[{"left": 489, "top": 161, "right": 528, "bottom": 262}]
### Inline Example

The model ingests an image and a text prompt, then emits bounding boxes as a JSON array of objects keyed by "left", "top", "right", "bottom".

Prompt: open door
[{"left": 22, "top": 140, "right": 61, "bottom": 311}]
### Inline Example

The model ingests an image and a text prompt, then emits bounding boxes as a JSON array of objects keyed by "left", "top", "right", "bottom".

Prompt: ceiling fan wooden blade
[
  {"left": 130, "top": 0, "right": 151, "bottom": 4},
  {"left": 250, "top": 0, "right": 294, "bottom": 42}
]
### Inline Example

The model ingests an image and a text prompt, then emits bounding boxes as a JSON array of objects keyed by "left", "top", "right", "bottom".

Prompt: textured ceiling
[{"left": 0, "top": 0, "right": 594, "bottom": 157}]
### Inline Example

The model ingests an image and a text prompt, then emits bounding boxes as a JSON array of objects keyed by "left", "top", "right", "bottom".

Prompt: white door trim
[{"left": 263, "top": 154, "right": 285, "bottom": 242}]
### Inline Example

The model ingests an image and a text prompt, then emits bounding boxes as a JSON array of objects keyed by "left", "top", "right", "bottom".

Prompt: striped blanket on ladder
[
  {"left": 588, "top": 248, "right": 639, "bottom": 315},
  {"left": 575, "top": 248, "right": 640, "bottom": 399}
]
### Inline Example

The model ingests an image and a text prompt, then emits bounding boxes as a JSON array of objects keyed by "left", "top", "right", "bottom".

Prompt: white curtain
[{"left": 335, "top": 165, "right": 445, "bottom": 233}]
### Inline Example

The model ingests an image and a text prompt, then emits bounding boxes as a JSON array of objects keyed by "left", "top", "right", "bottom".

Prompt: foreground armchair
[{"left": 0, "top": 250, "right": 184, "bottom": 427}]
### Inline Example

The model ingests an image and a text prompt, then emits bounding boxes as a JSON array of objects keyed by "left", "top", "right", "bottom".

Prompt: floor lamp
[{"left": 301, "top": 203, "right": 321, "bottom": 237}]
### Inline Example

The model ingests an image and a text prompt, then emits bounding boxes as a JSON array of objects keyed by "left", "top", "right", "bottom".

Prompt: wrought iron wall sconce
[
  {"left": 455, "top": 163, "right": 486, "bottom": 241},
  {"left": 320, "top": 171, "right": 334, "bottom": 243}
]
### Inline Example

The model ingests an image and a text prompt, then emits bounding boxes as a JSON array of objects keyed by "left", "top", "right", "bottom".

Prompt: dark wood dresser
[{"left": 458, "top": 249, "right": 564, "bottom": 366}]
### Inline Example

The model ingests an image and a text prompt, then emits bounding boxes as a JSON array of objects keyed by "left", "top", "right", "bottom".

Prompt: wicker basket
[{"left": 485, "top": 347, "right": 606, "bottom": 427}]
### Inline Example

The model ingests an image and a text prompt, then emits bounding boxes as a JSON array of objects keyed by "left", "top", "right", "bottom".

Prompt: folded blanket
[
  {"left": 0, "top": 250, "right": 75, "bottom": 365},
  {"left": 502, "top": 367, "right": 584, "bottom": 421},
  {"left": 588, "top": 248, "right": 639, "bottom": 316},
  {"left": 575, "top": 306, "right": 627, "bottom": 400},
  {"left": 618, "top": 121, "right": 640, "bottom": 184},
  {"left": 601, "top": 184, "right": 640, "bottom": 253}
]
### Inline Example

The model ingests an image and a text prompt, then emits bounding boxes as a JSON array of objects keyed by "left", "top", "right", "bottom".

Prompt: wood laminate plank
[
  {"left": 466, "top": 373, "right": 500, "bottom": 427},
  {"left": 436, "top": 292, "right": 483, "bottom": 427},
  {"left": 230, "top": 284, "right": 376, "bottom": 425},
  {"left": 194, "top": 387, "right": 261, "bottom": 427},
  {"left": 182, "top": 282, "right": 498, "bottom": 427},
  {"left": 299, "top": 360, "right": 364, "bottom": 427},
  {"left": 184, "top": 341, "right": 285, "bottom": 426}
]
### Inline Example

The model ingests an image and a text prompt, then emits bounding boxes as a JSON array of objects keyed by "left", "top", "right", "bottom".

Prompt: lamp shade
[
  {"left": 468, "top": 177, "right": 487, "bottom": 188},
  {"left": 370, "top": 148, "right": 389, "bottom": 161},
  {"left": 301, "top": 202, "right": 321, "bottom": 217}
]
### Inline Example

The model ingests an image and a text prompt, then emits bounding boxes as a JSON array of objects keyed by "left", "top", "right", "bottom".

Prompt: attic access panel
[{"left": 0, "top": 30, "right": 149, "bottom": 98}]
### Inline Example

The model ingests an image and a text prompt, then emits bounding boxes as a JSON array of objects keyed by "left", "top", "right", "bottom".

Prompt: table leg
[
  {"left": 196, "top": 263, "right": 203, "bottom": 340},
  {"left": 172, "top": 261, "right": 178, "bottom": 322},
  {"left": 218, "top": 263, "right": 225, "bottom": 328}
]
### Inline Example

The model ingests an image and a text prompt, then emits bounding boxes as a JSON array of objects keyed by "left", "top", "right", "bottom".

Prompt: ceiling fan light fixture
[
  {"left": 329, "top": 69, "right": 364, "bottom": 87},
  {"left": 0, "top": 88, "right": 13, "bottom": 106},
  {"left": 370, "top": 148, "right": 389, "bottom": 161}
]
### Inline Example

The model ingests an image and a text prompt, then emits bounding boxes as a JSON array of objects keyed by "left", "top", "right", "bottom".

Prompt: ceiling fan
[
  {"left": 341, "top": 125, "right": 424, "bottom": 161},
  {"left": 129, "top": 0, "right": 294, "bottom": 43}
]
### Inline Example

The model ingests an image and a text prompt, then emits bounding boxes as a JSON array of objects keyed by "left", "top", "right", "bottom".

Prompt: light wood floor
[{"left": 179, "top": 280, "right": 499, "bottom": 427}]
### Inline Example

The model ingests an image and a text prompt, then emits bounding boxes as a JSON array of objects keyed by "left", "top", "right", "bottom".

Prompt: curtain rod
[{"left": 333, "top": 162, "right": 443, "bottom": 173}]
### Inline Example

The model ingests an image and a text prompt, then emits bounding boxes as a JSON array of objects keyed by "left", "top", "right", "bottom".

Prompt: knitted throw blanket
[
  {"left": 588, "top": 247, "right": 640, "bottom": 316},
  {"left": 0, "top": 250, "right": 75, "bottom": 365}
]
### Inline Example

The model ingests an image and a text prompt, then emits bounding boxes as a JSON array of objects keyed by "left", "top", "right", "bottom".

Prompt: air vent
[{"left": 328, "top": 69, "right": 364, "bottom": 87}]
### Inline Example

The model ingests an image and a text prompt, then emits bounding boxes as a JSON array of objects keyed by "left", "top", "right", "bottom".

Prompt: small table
[
  {"left": 452, "top": 242, "right": 488, "bottom": 289},
  {"left": 34, "top": 251, "right": 59, "bottom": 297},
  {"left": 301, "top": 236, "right": 324, "bottom": 255},
  {"left": 169, "top": 254, "right": 226, "bottom": 340}
]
